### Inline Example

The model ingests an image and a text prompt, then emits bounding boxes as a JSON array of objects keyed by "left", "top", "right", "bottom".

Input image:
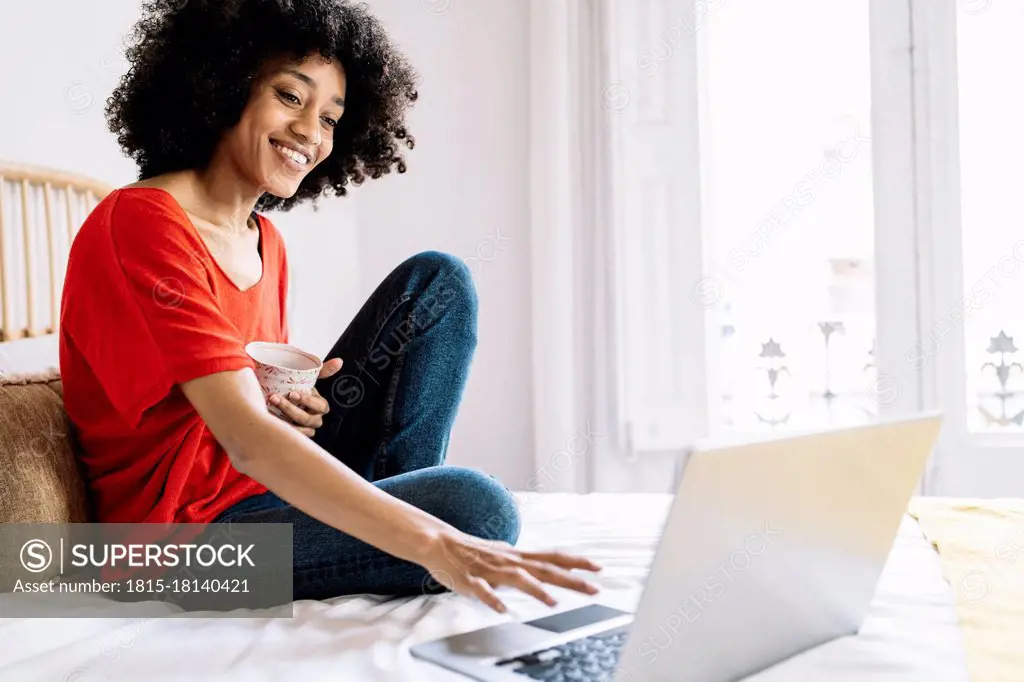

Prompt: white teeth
[{"left": 272, "top": 141, "right": 309, "bottom": 166}]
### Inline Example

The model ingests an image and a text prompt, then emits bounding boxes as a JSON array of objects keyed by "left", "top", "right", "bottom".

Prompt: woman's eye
[
  {"left": 321, "top": 117, "right": 338, "bottom": 128},
  {"left": 277, "top": 90, "right": 300, "bottom": 105}
]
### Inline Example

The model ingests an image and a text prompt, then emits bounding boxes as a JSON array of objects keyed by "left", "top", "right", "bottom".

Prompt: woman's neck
[{"left": 171, "top": 156, "right": 264, "bottom": 233}]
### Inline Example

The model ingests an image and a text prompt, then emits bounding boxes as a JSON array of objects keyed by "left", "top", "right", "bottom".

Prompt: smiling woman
[
  {"left": 106, "top": 0, "right": 418, "bottom": 210},
  {"left": 58, "top": 0, "right": 603, "bottom": 618},
  {"left": 245, "top": 57, "right": 348, "bottom": 198}
]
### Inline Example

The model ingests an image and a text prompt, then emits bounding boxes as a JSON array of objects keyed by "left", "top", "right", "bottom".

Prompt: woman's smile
[{"left": 270, "top": 138, "right": 313, "bottom": 173}]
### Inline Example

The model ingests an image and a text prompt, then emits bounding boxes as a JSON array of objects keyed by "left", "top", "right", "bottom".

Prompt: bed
[
  {"left": 0, "top": 163, "right": 970, "bottom": 680},
  {"left": 0, "top": 493, "right": 968, "bottom": 681}
]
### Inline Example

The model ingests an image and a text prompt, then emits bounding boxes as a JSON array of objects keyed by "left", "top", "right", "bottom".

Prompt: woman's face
[{"left": 225, "top": 54, "right": 347, "bottom": 198}]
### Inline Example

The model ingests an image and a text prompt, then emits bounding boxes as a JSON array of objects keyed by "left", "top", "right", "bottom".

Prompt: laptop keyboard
[{"left": 496, "top": 626, "right": 629, "bottom": 681}]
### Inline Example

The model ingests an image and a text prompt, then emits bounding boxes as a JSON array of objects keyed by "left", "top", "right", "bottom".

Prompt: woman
[{"left": 59, "top": 0, "right": 600, "bottom": 613}]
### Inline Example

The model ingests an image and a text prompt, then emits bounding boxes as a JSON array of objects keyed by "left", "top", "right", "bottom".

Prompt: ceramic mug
[{"left": 245, "top": 341, "right": 323, "bottom": 417}]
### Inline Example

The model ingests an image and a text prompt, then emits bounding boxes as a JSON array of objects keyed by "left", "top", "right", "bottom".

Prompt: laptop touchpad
[{"left": 525, "top": 604, "right": 631, "bottom": 633}]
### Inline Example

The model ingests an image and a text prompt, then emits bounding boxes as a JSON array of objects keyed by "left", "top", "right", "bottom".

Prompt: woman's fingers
[
  {"left": 495, "top": 566, "right": 558, "bottom": 607},
  {"left": 288, "top": 389, "right": 330, "bottom": 416},
  {"left": 464, "top": 575, "right": 507, "bottom": 614},
  {"left": 465, "top": 555, "right": 590, "bottom": 607},
  {"left": 269, "top": 394, "right": 321, "bottom": 427},
  {"left": 519, "top": 550, "right": 603, "bottom": 573},
  {"left": 521, "top": 559, "right": 600, "bottom": 595},
  {"left": 428, "top": 534, "right": 603, "bottom": 613},
  {"left": 318, "top": 358, "right": 344, "bottom": 379}
]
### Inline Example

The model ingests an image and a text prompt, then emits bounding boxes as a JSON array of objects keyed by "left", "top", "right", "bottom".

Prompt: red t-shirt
[{"left": 59, "top": 187, "right": 289, "bottom": 523}]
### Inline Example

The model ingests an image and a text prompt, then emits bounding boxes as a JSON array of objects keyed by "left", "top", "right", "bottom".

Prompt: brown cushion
[
  {"left": 0, "top": 371, "right": 89, "bottom": 524},
  {"left": 0, "top": 371, "right": 90, "bottom": 590}
]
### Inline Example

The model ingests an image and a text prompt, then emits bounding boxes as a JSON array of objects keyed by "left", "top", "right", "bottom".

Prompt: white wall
[
  {"left": 353, "top": 0, "right": 533, "bottom": 489},
  {"left": 1, "top": 0, "right": 534, "bottom": 488}
]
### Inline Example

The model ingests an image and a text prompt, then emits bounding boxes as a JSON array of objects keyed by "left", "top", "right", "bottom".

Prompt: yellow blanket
[{"left": 908, "top": 497, "right": 1024, "bottom": 682}]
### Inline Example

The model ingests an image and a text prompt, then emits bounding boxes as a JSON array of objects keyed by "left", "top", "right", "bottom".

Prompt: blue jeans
[{"left": 214, "top": 251, "right": 522, "bottom": 600}]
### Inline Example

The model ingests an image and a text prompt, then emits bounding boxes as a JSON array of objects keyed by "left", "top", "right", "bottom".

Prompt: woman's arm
[
  {"left": 181, "top": 368, "right": 449, "bottom": 561},
  {"left": 181, "top": 368, "right": 601, "bottom": 612}
]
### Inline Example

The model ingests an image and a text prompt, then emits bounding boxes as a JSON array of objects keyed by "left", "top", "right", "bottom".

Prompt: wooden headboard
[{"left": 0, "top": 163, "right": 113, "bottom": 341}]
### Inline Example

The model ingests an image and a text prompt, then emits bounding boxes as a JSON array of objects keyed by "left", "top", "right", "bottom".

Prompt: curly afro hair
[{"left": 106, "top": 0, "right": 418, "bottom": 211}]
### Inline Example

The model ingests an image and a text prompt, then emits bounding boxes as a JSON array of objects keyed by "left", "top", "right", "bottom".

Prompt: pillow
[
  {"left": 0, "top": 370, "right": 89, "bottom": 524},
  {"left": 0, "top": 370, "right": 90, "bottom": 589}
]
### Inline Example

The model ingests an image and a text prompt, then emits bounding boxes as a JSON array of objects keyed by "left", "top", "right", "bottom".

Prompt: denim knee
[
  {"left": 402, "top": 250, "right": 471, "bottom": 279},
  {"left": 397, "top": 251, "right": 478, "bottom": 327},
  {"left": 438, "top": 467, "right": 521, "bottom": 546}
]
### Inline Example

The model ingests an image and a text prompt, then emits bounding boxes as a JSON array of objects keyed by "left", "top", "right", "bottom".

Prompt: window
[
  {"left": 957, "top": 2, "right": 1024, "bottom": 432},
  {"left": 700, "top": 0, "right": 876, "bottom": 435},
  {"left": 544, "top": 0, "right": 1024, "bottom": 495}
]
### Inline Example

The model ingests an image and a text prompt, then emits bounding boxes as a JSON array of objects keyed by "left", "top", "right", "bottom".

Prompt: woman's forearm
[
  {"left": 181, "top": 369, "right": 451, "bottom": 565},
  {"left": 182, "top": 367, "right": 602, "bottom": 613},
  {"left": 236, "top": 414, "right": 451, "bottom": 563}
]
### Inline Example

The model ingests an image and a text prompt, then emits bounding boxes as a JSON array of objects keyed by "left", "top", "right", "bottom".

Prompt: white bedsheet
[{"left": 0, "top": 493, "right": 968, "bottom": 682}]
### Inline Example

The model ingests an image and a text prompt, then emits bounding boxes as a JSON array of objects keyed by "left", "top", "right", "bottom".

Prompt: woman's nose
[{"left": 289, "top": 113, "right": 321, "bottom": 146}]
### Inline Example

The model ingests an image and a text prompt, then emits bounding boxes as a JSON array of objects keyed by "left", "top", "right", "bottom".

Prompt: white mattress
[{"left": 0, "top": 493, "right": 968, "bottom": 682}]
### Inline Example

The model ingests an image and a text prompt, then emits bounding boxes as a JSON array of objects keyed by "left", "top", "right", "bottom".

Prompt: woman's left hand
[{"left": 268, "top": 358, "right": 344, "bottom": 437}]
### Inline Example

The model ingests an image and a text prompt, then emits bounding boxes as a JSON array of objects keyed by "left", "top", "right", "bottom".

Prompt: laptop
[{"left": 411, "top": 413, "right": 943, "bottom": 682}]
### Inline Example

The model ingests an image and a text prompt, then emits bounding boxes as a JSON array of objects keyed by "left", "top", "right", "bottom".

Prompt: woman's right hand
[{"left": 417, "top": 528, "right": 603, "bottom": 613}]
